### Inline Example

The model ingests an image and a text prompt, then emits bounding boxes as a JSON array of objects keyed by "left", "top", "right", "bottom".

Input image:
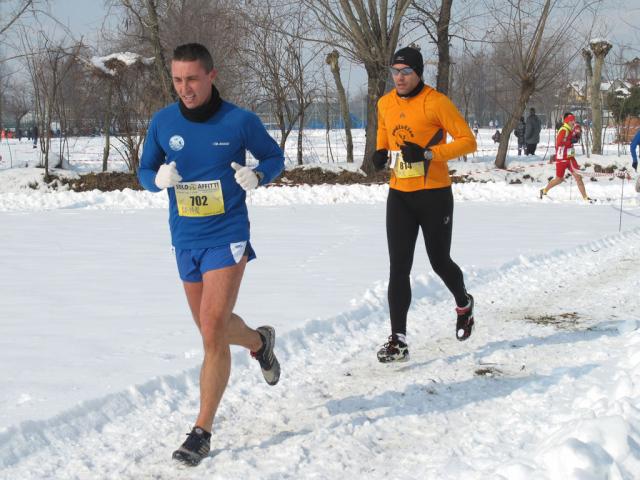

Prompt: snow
[
  {"left": 89, "top": 52, "right": 155, "bottom": 76},
  {"left": 1, "top": 131, "right": 639, "bottom": 479}
]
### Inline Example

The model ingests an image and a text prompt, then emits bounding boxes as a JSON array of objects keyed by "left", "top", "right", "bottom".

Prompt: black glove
[
  {"left": 400, "top": 141, "right": 433, "bottom": 164},
  {"left": 633, "top": 160, "right": 637, "bottom": 172},
  {"left": 372, "top": 149, "right": 389, "bottom": 171}
]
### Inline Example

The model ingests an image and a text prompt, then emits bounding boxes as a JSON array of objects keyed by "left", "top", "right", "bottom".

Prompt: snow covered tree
[{"left": 85, "top": 52, "right": 158, "bottom": 173}]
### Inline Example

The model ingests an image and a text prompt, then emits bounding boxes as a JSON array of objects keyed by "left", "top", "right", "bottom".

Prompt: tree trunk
[
  {"left": 297, "top": 107, "right": 304, "bottom": 166},
  {"left": 326, "top": 50, "right": 353, "bottom": 163},
  {"left": 435, "top": 0, "right": 453, "bottom": 95},
  {"left": 324, "top": 83, "right": 334, "bottom": 162},
  {"left": 495, "top": 79, "right": 535, "bottom": 168},
  {"left": 362, "top": 63, "right": 388, "bottom": 175},
  {"left": 589, "top": 41, "right": 612, "bottom": 155},
  {"left": 102, "top": 82, "right": 113, "bottom": 172},
  {"left": 144, "top": 0, "right": 174, "bottom": 104}
]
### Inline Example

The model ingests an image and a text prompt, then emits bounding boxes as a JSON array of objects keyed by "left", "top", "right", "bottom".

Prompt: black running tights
[{"left": 386, "top": 187, "right": 467, "bottom": 335}]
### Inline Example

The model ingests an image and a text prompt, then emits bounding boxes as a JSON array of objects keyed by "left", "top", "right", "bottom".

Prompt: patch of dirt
[
  {"left": 54, "top": 172, "right": 144, "bottom": 192},
  {"left": 524, "top": 311, "right": 581, "bottom": 329},
  {"left": 45, "top": 165, "right": 485, "bottom": 192},
  {"left": 474, "top": 366, "right": 504, "bottom": 377},
  {"left": 593, "top": 164, "right": 617, "bottom": 173},
  {"left": 273, "top": 167, "right": 386, "bottom": 186}
]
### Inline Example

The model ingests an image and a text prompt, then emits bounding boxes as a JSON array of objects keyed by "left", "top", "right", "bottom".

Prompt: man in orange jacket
[{"left": 373, "top": 47, "right": 478, "bottom": 363}]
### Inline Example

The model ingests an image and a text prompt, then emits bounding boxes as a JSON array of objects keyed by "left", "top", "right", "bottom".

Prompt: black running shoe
[
  {"left": 377, "top": 335, "right": 409, "bottom": 363},
  {"left": 172, "top": 427, "right": 211, "bottom": 466},
  {"left": 251, "top": 326, "right": 280, "bottom": 386},
  {"left": 456, "top": 294, "right": 475, "bottom": 341}
]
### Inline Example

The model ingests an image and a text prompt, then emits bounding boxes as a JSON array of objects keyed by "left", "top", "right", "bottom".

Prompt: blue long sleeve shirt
[
  {"left": 138, "top": 101, "right": 284, "bottom": 249},
  {"left": 631, "top": 130, "right": 640, "bottom": 165}
]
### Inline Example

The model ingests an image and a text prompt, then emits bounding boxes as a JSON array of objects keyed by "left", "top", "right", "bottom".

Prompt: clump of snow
[{"left": 89, "top": 52, "right": 154, "bottom": 76}]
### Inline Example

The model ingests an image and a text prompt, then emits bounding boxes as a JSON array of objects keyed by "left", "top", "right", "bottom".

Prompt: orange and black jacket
[{"left": 376, "top": 84, "right": 477, "bottom": 192}]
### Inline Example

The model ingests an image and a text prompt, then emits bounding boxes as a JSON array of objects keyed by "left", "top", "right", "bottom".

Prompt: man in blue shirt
[{"left": 138, "top": 43, "right": 284, "bottom": 466}]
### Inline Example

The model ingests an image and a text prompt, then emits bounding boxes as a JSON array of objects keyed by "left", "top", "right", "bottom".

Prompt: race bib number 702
[{"left": 175, "top": 180, "right": 225, "bottom": 217}]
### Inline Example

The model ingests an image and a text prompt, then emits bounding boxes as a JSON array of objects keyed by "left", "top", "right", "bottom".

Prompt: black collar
[
  {"left": 397, "top": 81, "right": 424, "bottom": 99},
  {"left": 178, "top": 85, "right": 223, "bottom": 122}
]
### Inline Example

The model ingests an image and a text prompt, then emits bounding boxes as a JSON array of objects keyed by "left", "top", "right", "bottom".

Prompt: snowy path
[{"left": 2, "top": 228, "right": 639, "bottom": 479}]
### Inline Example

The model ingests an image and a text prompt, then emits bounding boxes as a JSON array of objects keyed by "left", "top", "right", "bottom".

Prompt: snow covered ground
[{"left": 1, "top": 131, "right": 639, "bottom": 479}]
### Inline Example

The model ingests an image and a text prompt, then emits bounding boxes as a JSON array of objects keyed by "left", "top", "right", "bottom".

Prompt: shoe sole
[
  {"left": 172, "top": 450, "right": 207, "bottom": 467},
  {"left": 456, "top": 321, "right": 474, "bottom": 341},
  {"left": 256, "top": 326, "right": 280, "bottom": 386},
  {"left": 377, "top": 353, "right": 410, "bottom": 363}
]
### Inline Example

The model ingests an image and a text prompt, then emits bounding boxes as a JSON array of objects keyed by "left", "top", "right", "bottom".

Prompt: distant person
[
  {"left": 17, "top": 128, "right": 23, "bottom": 142},
  {"left": 514, "top": 116, "right": 526, "bottom": 155},
  {"left": 138, "top": 43, "right": 284, "bottom": 466},
  {"left": 472, "top": 121, "right": 479, "bottom": 137},
  {"left": 491, "top": 129, "right": 501, "bottom": 143},
  {"left": 32, "top": 125, "right": 38, "bottom": 149},
  {"left": 631, "top": 129, "right": 640, "bottom": 193},
  {"left": 630, "top": 129, "right": 639, "bottom": 172},
  {"left": 540, "top": 113, "right": 591, "bottom": 202},
  {"left": 525, "top": 107, "right": 541, "bottom": 155},
  {"left": 372, "top": 46, "right": 477, "bottom": 364},
  {"left": 489, "top": 120, "right": 494, "bottom": 128}
]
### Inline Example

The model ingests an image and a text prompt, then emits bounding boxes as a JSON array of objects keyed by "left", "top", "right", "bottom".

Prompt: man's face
[
  {"left": 171, "top": 59, "right": 217, "bottom": 109},
  {"left": 391, "top": 63, "right": 420, "bottom": 96}
]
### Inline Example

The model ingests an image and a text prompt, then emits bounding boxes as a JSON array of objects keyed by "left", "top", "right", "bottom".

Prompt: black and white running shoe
[
  {"left": 455, "top": 294, "right": 475, "bottom": 341},
  {"left": 251, "top": 326, "right": 280, "bottom": 386},
  {"left": 172, "top": 427, "right": 211, "bottom": 466},
  {"left": 377, "top": 335, "right": 409, "bottom": 363}
]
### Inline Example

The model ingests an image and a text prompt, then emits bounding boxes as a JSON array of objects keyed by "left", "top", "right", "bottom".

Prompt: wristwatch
[{"left": 424, "top": 149, "right": 433, "bottom": 161}]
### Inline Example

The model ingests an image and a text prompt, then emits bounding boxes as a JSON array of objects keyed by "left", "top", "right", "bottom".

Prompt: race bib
[
  {"left": 174, "top": 180, "right": 225, "bottom": 217},
  {"left": 390, "top": 150, "right": 425, "bottom": 179}
]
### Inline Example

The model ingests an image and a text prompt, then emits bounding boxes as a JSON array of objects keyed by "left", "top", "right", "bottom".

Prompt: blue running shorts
[{"left": 175, "top": 241, "right": 256, "bottom": 282}]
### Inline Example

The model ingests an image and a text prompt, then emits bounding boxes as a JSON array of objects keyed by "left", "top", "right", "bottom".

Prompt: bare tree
[
  {"left": 111, "top": 0, "right": 248, "bottom": 103},
  {"left": 19, "top": 25, "right": 81, "bottom": 177},
  {"left": 4, "top": 80, "right": 31, "bottom": 134},
  {"left": 588, "top": 38, "right": 612, "bottom": 154},
  {"left": 240, "top": 2, "right": 318, "bottom": 163},
  {"left": 409, "top": 0, "right": 454, "bottom": 94},
  {"left": 115, "top": 0, "right": 174, "bottom": 104},
  {"left": 0, "top": 0, "right": 35, "bottom": 38},
  {"left": 489, "top": 0, "right": 599, "bottom": 169},
  {"left": 325, "top": 50, "right": 353, "bottom": 163},
  {"left": 300, "top": 0, "right": 412, "bottom": 174}
]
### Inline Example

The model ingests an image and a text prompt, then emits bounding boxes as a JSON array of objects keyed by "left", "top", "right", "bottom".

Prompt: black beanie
[{"left": 391, "top": 47, "right": 424, "bottom": 77}]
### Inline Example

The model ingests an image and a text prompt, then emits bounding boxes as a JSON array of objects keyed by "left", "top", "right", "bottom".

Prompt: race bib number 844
[
  {"left": 390, "top": 150, "right": 425, "bottom": 179},
  {"left": 175, "top": 180, "right": 225, "bottom": 217}
]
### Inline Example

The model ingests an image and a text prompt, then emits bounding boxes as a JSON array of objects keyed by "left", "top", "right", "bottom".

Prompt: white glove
[
  {"left": 155, "top": 161, "right": 182, "bottom": 189},
  {"left": 231, "top": 162, "right": 260, "bottom": 191}
]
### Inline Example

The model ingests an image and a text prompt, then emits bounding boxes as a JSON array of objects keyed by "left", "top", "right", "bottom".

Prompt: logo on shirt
[
  {"left": 213, "top": 141, "right": 230, "bottom": 146},
  {"left": 392, "top": 124, "right": 415, "bottom": 143},
  {"left": 169, "top": 135, "right": 184, "bottom": 151}
]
